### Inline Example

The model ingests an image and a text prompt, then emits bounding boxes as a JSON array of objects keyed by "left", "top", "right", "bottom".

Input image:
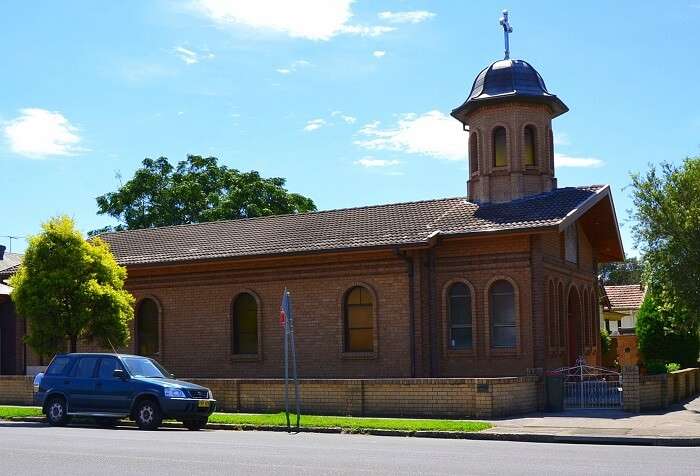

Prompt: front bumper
[{"left": 161, "top": 398, "right": 217, "bottom": 419}]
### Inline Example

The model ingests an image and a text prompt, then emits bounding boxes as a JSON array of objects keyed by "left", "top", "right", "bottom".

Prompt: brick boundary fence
[
  {"left": 623, "top": 367, "right": 699, "bottom": 412},
  {"left": 0, "top": 375, "right": 538, "bottom": 419}
]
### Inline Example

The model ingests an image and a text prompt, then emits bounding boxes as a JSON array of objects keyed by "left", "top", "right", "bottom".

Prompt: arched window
[
  {"left": 469, "top": 132, "right": 479, "bottom": 174},
  {"left": 232, "top": 293, "right": 258, "bottom": 355},
  {"left": 448, "top": 283, "right": 472, "bottom": 349},
  {"left": 490, "top": 280, "right": 516, "bottom": 348},
  {"left": 492, "top": 127, "right": 507, "bottom": 167},
  {"left": 558, "top": 283, "right": 566, "bottom": 348},
  {"left": 136, "top": 298, "right": 159, "bottom": 356},
  {"left": 582, "top": 289, "right": 590, "bottom": 348},
  {"left": 344, "top": 286, "right": 374, "bottom": 352},
  {"left": 548, "top": 280, "right": 557, "bottom": 350},
  {"left": 548, "top": 128, "right": 555, "bottom": 171},
  {"left": 524, "top": 125, "right": 537, "bottom": 166}
]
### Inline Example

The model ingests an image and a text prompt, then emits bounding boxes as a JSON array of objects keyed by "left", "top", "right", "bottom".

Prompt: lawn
[{"left": 0, "top": 406, "right": 490, "bottom": 432}]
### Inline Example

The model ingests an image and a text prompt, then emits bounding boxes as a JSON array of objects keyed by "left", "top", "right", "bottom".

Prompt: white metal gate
[{"left": 552, "top": 357, "right": 622, "bottom": 409}]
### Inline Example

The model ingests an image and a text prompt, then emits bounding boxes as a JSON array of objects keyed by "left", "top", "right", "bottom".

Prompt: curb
[{"left": 5, "top": 417, "right": 699, "bottom": 446}]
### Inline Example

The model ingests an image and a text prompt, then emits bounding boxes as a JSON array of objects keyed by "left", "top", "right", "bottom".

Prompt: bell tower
[{"left": 451, "top": 10, "right": 568, "bottom": 204}]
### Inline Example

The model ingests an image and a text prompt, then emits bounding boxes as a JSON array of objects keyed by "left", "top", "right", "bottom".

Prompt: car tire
[
  {"left": 183, "top": 418, "right": 208, "bottom": 431},
  {"left": 46, "top": 396, "right": 70, "bottom": 427},
  {"left": 134, "top": 399, "right": 162, "bottom": 431},
  {"left": 96, "top": 417, "right": 119, "bottom": 428}
]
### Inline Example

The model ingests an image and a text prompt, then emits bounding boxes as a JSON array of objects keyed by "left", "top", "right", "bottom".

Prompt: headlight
[{"left": 164, "top": 387, "right": 186, "bottom": 399}]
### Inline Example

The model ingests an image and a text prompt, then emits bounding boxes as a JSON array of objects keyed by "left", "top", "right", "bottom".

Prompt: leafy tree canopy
[
  {"left": 598, "top": 256, "right": 643, "bottom": 286},
  {"left": 9, "top": 216, "right": 134, "bottom": 355},
  {"left": 631, "top": 157, "right": 700, "bottom": 330},
  {"left": 95, "top": 155, "right": 316, "bottom": 232}
]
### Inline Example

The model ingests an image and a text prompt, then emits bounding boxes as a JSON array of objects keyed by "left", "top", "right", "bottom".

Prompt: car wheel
[
  {"left": 96, "top": 417, "right": 119, "bottom": 428},
  {"left": 183, "top": 418, "right": 208, "bottom": 431},
  {"left": 134, "top": 399, "right": 162, "bottom": 431},
  {"left": 46, "top": 396, "right": 69, "bottom": 427}
]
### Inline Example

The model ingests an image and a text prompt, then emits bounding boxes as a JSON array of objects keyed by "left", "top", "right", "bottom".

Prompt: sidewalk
[{"left": 481, "top": 395, "right": 700, "bottom": 445}]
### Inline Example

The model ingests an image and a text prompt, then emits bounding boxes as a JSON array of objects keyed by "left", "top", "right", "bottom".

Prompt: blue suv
[{"left": 34, "top": 353, "right": 216, "bottom": 431}]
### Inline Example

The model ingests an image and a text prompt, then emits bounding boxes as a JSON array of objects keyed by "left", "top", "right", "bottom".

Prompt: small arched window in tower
[
  {"left": 469, "top": 132, "right": 479, "bottom": 174},
  {"left": 549, "top": 128, "right": 555, "bottom": 171},
  {"left": 136, "top": 298, "right": 159, "bottom": 357},
  {"left": 448, "top": 283, "right": 472, "bottom": 349},
  {"left": 524, "top": 125, "right": 537, "bottom": 166},
  {"left": 492, "top": 127, "right": 507, "bottom": 167},
  {"left": 344, "top": 286, "right": 375, "bottom": 353},
  {"left": 232, "top": 293, "right": 258, "bottom": 355}
]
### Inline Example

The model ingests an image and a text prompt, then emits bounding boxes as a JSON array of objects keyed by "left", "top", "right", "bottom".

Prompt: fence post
[{"left": 622, "top": 365, "right": 640, "bottom": 413}]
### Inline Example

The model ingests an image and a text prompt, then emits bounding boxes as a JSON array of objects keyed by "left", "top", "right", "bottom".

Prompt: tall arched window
[
  {"left": 524, "top": 125, "right": 537, "bottom": 166},
  {"left": 448, "top": 283, "right": 472, "bottom": 349},
  {"left": 548, "top": 280, "right": 557, "bottom": 350},
  {"left": 492, "top": 127, "right": 507, "bottom": 167},
  {"left": 344, "top": 286, "right": 374, "bottom": 352},
  {"left": 469, "top": 132, "right": 479, "bottom": 174},
  {"left": 558, "top": 283, "right": 566, "bottom": 348},
  {"left": 232, "top": 293, "right": 258, "bottom": 355},
  {"left": 136, "top": 298, "right": 159, "bottom": 356},
  {"left": 548, "top": 128, "right": 555, "bottom": 171},
  {"left": 490, "top": 280, "right": 516, "bottom": 348}
]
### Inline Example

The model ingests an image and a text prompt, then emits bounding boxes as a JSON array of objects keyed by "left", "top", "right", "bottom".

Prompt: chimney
[{"left": 0, "top": 245, "right": 5, "bottom": 260}]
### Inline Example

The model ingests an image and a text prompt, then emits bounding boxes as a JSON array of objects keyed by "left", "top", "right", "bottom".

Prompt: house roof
[
  {"left": 93, "top": 185, "right": 616, "bottom": 267},
  {"left": 0, "top": 251, "right": 22, "bottom": 281},
  {"left": 603, "top": 284, "right": 646, "bottom": 311}
]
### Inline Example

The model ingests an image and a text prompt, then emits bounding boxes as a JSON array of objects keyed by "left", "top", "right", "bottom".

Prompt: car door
[
  {"left": 93, "top": 357, "right": 132, "bottom": 414},
  {"left": 66, "top": 357, "right": 99, "bottom": 412}
]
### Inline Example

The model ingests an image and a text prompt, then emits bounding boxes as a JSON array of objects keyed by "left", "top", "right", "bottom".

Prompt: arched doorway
[{"left": 567, "top": 288, "right": 582, "bottom": 365}]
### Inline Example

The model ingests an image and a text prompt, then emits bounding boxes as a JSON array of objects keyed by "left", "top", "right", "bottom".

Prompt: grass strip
[{"left": 0, "top": 406, "right": 490, "bottom": 432}]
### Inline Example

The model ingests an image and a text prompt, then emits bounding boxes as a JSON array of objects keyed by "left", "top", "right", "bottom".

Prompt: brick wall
[
  {"left": 0, "top": 375, "right": 539, "bottom": 419},
  {"left": 630, "top": 367, "right": 699, "bottom": 412}
]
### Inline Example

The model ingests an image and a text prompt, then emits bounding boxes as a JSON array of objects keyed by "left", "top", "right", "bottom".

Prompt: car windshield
[{"left": 121, "top": 356, "right": 170, "bottom": 378}]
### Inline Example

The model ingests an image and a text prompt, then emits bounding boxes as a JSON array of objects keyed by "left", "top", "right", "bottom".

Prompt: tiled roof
[
  {"left": 0, "top": 252, "right": 22, "bottom": 273},
  {"left": 604, "top": 284, "right": 646, "bottom": 311},
  {"left": 96, "top": 185, "right": 605, "bottom": 267}
]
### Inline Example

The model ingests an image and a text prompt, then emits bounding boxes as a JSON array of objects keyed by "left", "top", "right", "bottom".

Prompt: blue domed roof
[{"left": 451, "top": 59, "right": 568, "bottom": 124}]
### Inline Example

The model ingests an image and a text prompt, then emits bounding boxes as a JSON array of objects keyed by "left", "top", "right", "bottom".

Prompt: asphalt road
[{"left": 0, "top": 422, "right": 698, "bottom": 475}]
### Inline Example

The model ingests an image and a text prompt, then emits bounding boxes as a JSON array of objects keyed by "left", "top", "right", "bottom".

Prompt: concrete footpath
[{"left": 482, "top": 396, "right": 700, "bottom": 446}]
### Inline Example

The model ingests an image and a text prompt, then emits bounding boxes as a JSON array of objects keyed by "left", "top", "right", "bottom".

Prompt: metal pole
[
  {"left": 283, "top": 289, "right": 290, "bottom": 432},
  {"left": 289, "top": 294, "right": 301, "bottom": 430}
]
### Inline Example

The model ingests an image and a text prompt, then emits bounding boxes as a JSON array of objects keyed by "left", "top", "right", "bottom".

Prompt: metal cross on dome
[{"left": 499, "top": 10, "right": 513, "bottom": 59}]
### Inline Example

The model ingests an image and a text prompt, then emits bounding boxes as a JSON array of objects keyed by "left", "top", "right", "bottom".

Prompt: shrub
[
  {"left": 665, "top": 362, "right": 681, "bottom": 373},
  {"left": 645, "top": 359, "right": 668, "bottom": 375},
  {"left": 600, "top": 328, "right": 612, "bottom": 354},
  {"left": 636, "top": 293, "right": 700, "bottom": 369}
]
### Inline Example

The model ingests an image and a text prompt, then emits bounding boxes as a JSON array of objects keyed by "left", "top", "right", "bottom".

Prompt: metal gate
[{"left": 552, "top": 357, "right": 622, "bottom": 409}]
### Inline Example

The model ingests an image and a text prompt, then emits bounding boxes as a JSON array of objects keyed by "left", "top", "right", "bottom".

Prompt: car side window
[
  {"left": 97, "top": 358, "right": 122, "bottom": 379},
  {"left": 46, "top": 356, "right": 71, "bottom": 376},
  {"left": 72, "top": 357, "right": 99, "bottom": 379}
]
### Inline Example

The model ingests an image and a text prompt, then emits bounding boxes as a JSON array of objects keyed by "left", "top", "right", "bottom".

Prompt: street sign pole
[{"left": 288, "top": 293, "right": 301, "bottom": 430}]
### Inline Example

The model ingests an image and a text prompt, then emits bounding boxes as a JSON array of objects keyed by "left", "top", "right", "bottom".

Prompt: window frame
[
  {"left": 230, "top": 290, "right": 263, "bottom": 362},
  {"left": 523, "top": 124, "right": 537, "bottom": 167},
  {"left": 135, "top": 297, "right": 161, "bottom": 358},
  {"left": 444, "top": 280, "right": 476, "bottom": 353},
  {"left": 340, "top": 284, "right": 378, "bottom": 359},
  {"left": 492, "top": 126, "right": 508, "bottom": 168}
]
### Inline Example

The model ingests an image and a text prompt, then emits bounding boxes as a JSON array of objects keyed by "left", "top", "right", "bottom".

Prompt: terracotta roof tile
[
  {"left": 604, "top": 284, "right": 645, "bottom": 311},
  {"left": 95, "top": 185, "right": 605, "bottom": 267}
]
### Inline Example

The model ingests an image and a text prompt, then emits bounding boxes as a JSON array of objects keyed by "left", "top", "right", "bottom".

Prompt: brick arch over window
[
  {"left": 231, "top": 291, "right": 262, "bottom": 356},
  {"left": 485, "top": 276, "right": 519, "bottom": 350},
  {"left": 135, "top": 296, "right": 161, "bottom": 357},
  {"left": 442, "top": 279, "right": 477, "bottom": 352},
  {"left": 342, "top": 284, "right": 377, "bottom": 354}
]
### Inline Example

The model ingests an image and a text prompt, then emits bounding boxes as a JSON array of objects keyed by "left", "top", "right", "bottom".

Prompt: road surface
[{"left": 0, "top": 422, "right": 697, "bottom": 475}]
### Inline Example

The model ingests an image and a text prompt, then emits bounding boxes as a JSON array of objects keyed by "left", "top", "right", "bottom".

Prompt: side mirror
[
  {"left": 113, "top": 369, "right": 128, "bottom": 380},
  {"left": 170, "top": 373, "right": 176, "bottom": 379}
]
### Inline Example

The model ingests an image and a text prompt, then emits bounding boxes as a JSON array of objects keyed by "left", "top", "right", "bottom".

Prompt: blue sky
[{"left": 2, "top": 1, "right": 700, "bottom": 256}]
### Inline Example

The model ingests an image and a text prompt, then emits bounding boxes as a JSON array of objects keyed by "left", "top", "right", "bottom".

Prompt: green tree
[
  {"left": 598, "top": 256, "right": 643, "bottom": 286},
  {"left": 9, "top": 216, "right": 134, "bottom": 354},
  {"left": 95, "top": 155, "right": 316, "bottom": 231},
  {"left": 631, "top": 157, "right": 700, "bottom": 330}
]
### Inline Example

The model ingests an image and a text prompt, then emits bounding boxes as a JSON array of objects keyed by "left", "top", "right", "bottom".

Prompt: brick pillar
[
  {"left": 474, "top": 381, "right": 493, "bottom": 419},
  {"left": 527, "top": 368, "right": 546, "bottom": 411},
  {"left": 622, "top": 365, "right": 640, "bottom": 413}
]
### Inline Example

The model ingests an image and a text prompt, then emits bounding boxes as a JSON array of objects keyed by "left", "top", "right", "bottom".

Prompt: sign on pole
[{"left": 280, "top": 288, "right": 300, "bottom": 432}]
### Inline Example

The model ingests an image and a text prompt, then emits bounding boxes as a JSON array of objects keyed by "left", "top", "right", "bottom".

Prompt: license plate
[{"left": 197, "top": 400, "right": 210, "bottom": 408}]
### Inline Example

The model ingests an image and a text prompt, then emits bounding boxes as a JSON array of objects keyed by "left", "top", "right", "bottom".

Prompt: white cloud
[
  {"left": 373, "top": 50, "right": 386, "bottom": 58},
  {"left": 276, "top": 59, "right": 311, "bottom": 75},
  {"left": 276, "top": 68, "right": 292, "bottom": 74},
  {"left": 355, "top": 110, "right": 465, "bottom": 161},
  {"left": 3, "top": 108, "right": 85, "bottom": 158},
  {"left": 555, "top": 153, "right": 604, "bottom": 168},
  {"left": 174, "top": 46, "right": 214, "bottom": 65},
  {"left": 304, "top": 118, "right": 326, "bottom": 131},
  {"left": 331, "top": 111, "right": 356, "bottom": 124},
  {"left": 378, "top": 10, "right": 436, "bottom": 24},
  {"left": 354, "top": 157, "right": 400, "bottom": 168},
  {"left": 193, "top": 0, "right": 394, "bottom": 41}
]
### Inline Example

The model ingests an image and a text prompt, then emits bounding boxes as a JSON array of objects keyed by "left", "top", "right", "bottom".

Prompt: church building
[{"left": 2, "top": 18, "right": 624, "bottom": 380}]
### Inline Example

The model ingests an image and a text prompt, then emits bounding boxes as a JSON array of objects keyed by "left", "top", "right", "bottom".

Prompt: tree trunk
[{"left": 69, "top": 336, "right": 77, "bottom": 353}]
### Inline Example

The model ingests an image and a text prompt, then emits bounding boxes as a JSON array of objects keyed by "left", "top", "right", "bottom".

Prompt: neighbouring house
[
  {"left": 0, "top": 245, "right": 25, "bottom": 375},
  {"left": 3, "top": 54, "right": 624, "bottom": 380},
  {"left": 601, "top": 284, "right": 646, "bottom": 332}
]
